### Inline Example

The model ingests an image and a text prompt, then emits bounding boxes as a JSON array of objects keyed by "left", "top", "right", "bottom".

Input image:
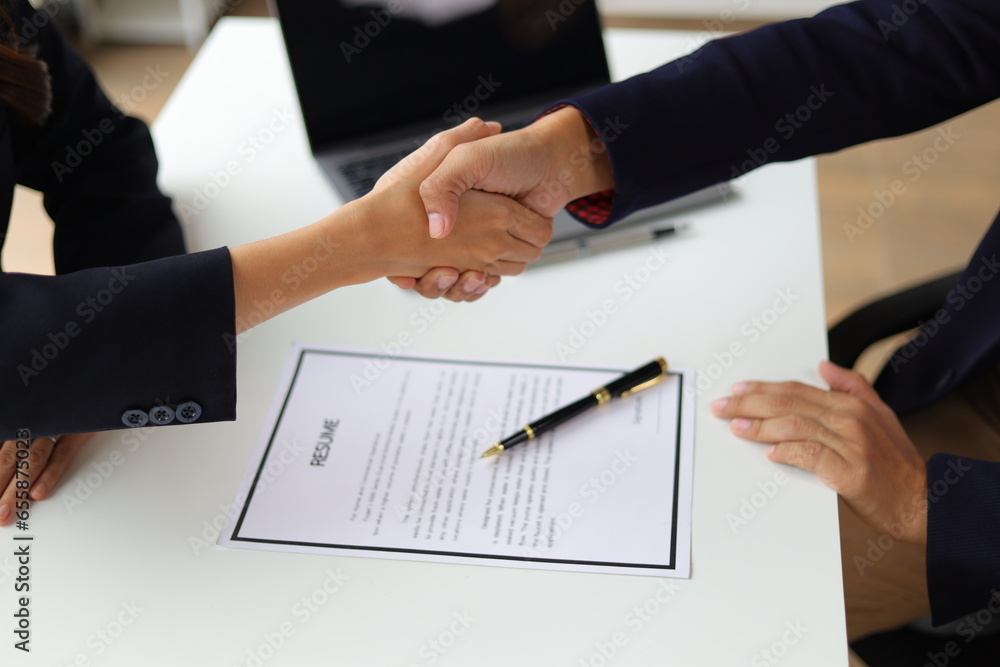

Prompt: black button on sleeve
[
  {"left": 122, "top": 409, "right": 149, "bottom": 428},
  {"left": 175, "top": 401, "right": 203, "bottom": 424},
  {"left": 149, "top": 405, "right": 175, "bottom": 425}
]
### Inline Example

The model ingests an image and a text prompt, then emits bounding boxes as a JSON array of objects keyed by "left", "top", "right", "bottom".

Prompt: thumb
[
  {"left": 420, "top": 124, "right": 501, "bottom": 240},
  {"left": 819, "top": 360, "right": 880, "bottom": 403}
]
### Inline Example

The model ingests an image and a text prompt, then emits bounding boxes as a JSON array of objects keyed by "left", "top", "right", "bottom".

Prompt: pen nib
[{"left": 481, "top": 443, "right": 504, "bottom": 458}]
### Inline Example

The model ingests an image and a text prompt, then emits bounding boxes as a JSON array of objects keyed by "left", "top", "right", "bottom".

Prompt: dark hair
[{"left": 0, "top": 2, "right": 52, "bottom": 125}]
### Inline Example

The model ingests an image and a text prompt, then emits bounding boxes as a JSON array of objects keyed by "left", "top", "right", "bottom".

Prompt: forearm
[
  {"left": 558, "top": 0, "right": 1000, "bottom": 223},
  {"left": 230, "top": 202, "right": 380, "bottom": 334}
]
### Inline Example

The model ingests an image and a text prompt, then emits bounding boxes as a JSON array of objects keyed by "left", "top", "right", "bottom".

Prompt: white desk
[{"left": 16, "top": 18, "right": 845, "bottom": 666}]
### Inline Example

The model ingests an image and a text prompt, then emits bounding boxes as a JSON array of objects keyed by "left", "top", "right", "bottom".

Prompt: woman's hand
[
  {"left": 0, "top": 433, "right": 92, "bottom": 526},
  {"left": 366, "top": 118, "right": 554, "bottom": 283},
  {"left": 388, "top": 108, "right": 614, "bottom": 302},
  {"left": 230, "top": 118, "right": 553, "bottom": 333},
  {"left": 710, "top": 361, "right": 929, "bottom": 544}
]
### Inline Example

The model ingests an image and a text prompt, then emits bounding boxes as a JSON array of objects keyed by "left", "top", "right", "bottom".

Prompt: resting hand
[
  {"left": 0, "top": 433, "right": 92, "bottom": 526},
  {"left": 710, "top": 361, "right": 928, "bottom": 544}
]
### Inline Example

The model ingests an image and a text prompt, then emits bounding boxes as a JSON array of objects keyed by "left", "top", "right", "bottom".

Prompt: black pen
[
  {"left": 534, "top": 223, "right": 689, "bottom": 266},
  {"left": 480, "top": 358, "right": 668, "bottom": 458}
]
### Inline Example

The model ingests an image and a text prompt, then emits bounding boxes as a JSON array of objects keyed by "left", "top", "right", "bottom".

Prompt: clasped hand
[
  {"left": 368, "top": 118, "right": 554, "bottom": 296},
  {"left": 386, "top": 108, "right": 611, "bottom": 300}
]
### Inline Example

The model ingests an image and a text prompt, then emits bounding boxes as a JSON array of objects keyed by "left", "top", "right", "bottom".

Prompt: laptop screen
[{"left": 273, "top": 0, "right": 610, "bottom": 152}]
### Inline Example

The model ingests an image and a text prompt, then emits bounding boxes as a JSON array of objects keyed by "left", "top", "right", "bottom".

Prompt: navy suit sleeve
[
  {"left": 560, "top": 0, "right": 1000, "bottom": 224},
  {"left": 926, "top": 455, "right": 1000, "bottom": 624},
  {"left": 0, "top": 1, "right": 237, "bottom": 438}
]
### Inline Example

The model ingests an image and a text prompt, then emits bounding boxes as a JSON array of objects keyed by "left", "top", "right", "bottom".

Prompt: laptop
[{"left": 272, "top": 0, "right": 730, "bottom": 255}]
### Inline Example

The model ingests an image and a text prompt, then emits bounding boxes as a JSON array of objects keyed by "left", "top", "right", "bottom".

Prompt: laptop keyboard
[{"left": 339, "top": 147, "right": 415, "bottom": 197}]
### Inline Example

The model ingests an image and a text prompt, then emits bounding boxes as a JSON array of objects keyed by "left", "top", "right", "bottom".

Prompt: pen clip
[{"left": 620, "top": 372, "right": 666, "bottom": 398}]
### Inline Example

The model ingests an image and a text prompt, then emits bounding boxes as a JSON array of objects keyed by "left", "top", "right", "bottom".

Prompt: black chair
[
  {"left": 828, "top": 268, "right": 1000, "bottom": 666},
  {"left": 827, "top": 269, "right": 963, "bottom": 369}
]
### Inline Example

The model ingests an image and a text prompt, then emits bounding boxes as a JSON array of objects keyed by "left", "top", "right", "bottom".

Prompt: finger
[
  {"left": 377, "top": 118, "right": 499, "bottom": 204},
  {"left": 711, "top": 392, "right": 827, "bottom": 421},
  {"left": 0, "top": 440, "right": 15, "bottom": 490},
  {"left": 409, "top": 268, "right": 462, "bottom": 299},
  {"left": 462, "top": 284, "right": 492, "bottom": 303},
  {"left": 0, "top": 441, "right": 16, "bottom": 524},
  {"left": 729, "top": 379, "right": 845, "bottom": 408},
  {"left": 729, "top": 413, "right": 840, "bottom": 448},
  {"left": 766, "top": 440, "right": 851, "bottom": 488},
  {"left": 507, "top": 209, "right": 555, "bottom": 249},
  {"left": 0, "top": 437, "right": 54, "bottom": 525},
  {"left": 485, "top": 259, "right": 529, "bottom": 277},
  {"left": 448, "top": 274, "right": 498, "bottom": 301},
  {"left": 420, "top": 139, "right": 500, "bottom": 240},
  {"left": 387, "top": 276, "right": 417, "bottom": 290},
  {"left": 441, "top": 274, "right": 499, "bottom": 302},
  {"left": 31, "top": 433, "right": 91, "bottom": 500},
  {"left": 819, "top": 360, "right": 882, "bottom": 404}
]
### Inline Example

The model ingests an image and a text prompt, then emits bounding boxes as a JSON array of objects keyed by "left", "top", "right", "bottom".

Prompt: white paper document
[{"left": 219, "top": 345, "right": 695, "bottom": 577}]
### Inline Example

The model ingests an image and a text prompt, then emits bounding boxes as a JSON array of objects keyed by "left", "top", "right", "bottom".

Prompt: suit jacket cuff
[{"left": 926, "top": 454, "right": 1000, "bottom": 625}]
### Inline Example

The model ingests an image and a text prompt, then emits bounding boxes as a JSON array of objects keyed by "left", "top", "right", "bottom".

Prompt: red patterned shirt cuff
[{"left": 567, "top": 191, "right": 615, "bottom": 226}]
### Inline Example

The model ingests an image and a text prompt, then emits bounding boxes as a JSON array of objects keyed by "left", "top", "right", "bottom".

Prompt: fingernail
[
  {"left": 731, "top": 382, "right": 748, "bottom": 395},
  {"left": 732, "top": 418, "right": 751, "bottom": 431},
  {"left": 31, "top": 484, "right": 47, "bottom": 499},
  {"left": 474, "top": 284, "right": 489, "bottom": 295},
  {"left": 0, "top": 505, "right": 10, "bottom": 522},
  {"left": 437, "top": 275, "right": 457, "bottom": 290},
  {"left": 463, "top": 277, "right": 483, "bottom": 293},
  {"left": 711, "top": 398, "right": 728, "bottom": 412},
  {"left": 429, "top": 213, "right": 445, "bottom": 239},
  {"left": 766, "top": 444, "right": 777, "bottom": 457}
]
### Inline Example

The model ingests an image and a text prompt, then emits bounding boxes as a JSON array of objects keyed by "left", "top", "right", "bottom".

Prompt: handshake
[{"left": 356, "top": 108, "right": 614, "bottom": 301}]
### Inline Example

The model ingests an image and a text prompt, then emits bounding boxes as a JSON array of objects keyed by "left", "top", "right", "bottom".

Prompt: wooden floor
[{"left": 6, "top": 5, "right": 999, "bottom": 375}]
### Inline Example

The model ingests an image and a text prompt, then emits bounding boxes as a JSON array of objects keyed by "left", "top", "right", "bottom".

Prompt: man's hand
[
  {"left": 387, "top": 108, "right": 615, "bottom": 301},
  {"left": 420, "top": 107, "right": 614, "bottom": 239},
  {"left": 0, "top": 433, "right": 92, "bottom": 526},
  {"left": 710, "top": 361, "right": 929, "bottom": 544},
  {"left": 359, "top": 118, "right": 553, "bottom": 283}
]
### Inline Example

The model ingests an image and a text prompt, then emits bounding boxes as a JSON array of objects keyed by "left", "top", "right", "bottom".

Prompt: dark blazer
[
  {"left": 560, "top": 0, "right": 1000, "bottom": 627},
  {"left": 1, "top": 0, "right": 236, "bottom": 439}
]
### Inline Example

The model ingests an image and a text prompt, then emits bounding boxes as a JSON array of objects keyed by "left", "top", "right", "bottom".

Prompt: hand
[
  {"left": 389, "top": 107, "right": 614, "bottom": 302},
  {"left": 710, "top": 361, "right": 929, "bottom": 544},
  {"left": 419, "top": 107, "right": 614, "bottom": 239},
  {"left": 383, "top": 118, "right": 516, "bottom": 302},
  {"left": 387, "top": 270, "right": 502, "bottom": 303},
  {"left": 0, "top": 433, "right": 92, "bottom": 526},
  {"left": 363, "top": 118, "right": 553, "bottom": 283}
]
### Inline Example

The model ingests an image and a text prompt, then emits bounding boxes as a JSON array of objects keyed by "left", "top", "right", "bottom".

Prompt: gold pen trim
[
  {"left": 523, "top": 425, "right": 536, "bottom": 440},
  {"left": 591, "top": 388, "right": 611, "bottom": 405},
  {"left": 481, "top": 443, "right": 505, "bottom": 458},
  {"left": 621, "top": 358, "right": 670, "bottom": 398},
  {"left": 621, "top": 373, "right": 664, "bottom": 397}
]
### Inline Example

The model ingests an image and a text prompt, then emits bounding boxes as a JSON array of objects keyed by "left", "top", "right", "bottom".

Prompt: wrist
[
  {"left": 321, "top": 198, "right": 398, "bottom": 283},
  {"left": 529, "top": 106, "right": 614, "bottom": 203},
  {"left": 903, "top": 464, "right": 929, "bottom": 545}
]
